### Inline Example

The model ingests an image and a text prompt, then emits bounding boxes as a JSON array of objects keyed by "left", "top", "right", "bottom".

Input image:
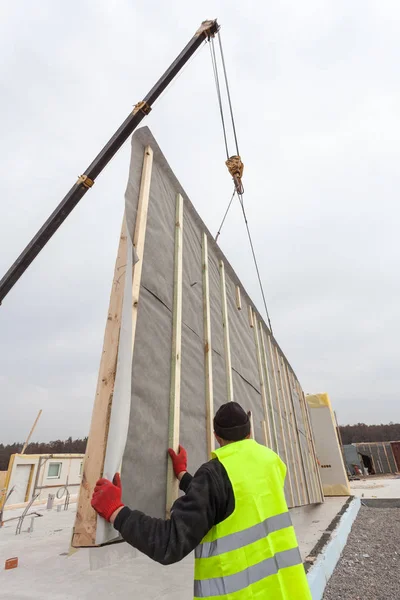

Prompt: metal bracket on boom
[
  {"left": 132, "top": 101, "right": 152, "bottom": 116},
  {"left": 76, "top": 175, "right": 95, "bottom": 189}
]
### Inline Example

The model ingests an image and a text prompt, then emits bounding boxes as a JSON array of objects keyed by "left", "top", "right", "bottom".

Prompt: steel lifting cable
[
  {"left": 237, "top": 193, "right": 274, "bottom": 334},
  {"left": 217, "top": 31, "right": 240, "bottom": 157},
  {"left": 215, "top": 189, "right": 236, "bottom": 243},
  {"left": 210, "top": 34, "right": 236, "bottom": 236},
  {"left": 210, "top": 40, "right": 229, "bottom": 160},
  {"left": 209, "top": 32, "right": 274, "bottom": 334}
]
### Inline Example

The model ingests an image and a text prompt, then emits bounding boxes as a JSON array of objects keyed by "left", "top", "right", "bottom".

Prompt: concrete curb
[{"left": 306, "top": 497, "right": 361, "bottom": 600}]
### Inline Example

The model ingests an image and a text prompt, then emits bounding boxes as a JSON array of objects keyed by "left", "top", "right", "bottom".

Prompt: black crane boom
[{"left": 0, "top": 19, "right": 219, "bottom": 304}]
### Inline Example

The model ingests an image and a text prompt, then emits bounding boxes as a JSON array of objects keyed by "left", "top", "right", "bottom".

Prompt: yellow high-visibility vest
[{"left": 194, "top": 439, "right": 311, "bottom": 599}]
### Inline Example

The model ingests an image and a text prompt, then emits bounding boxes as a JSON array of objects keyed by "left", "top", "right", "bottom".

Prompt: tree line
[
  {"left": 339, "top": 423, "right": 400, "bottom": 445},
  {"left": 1, "top": 424, "right": 399, "bottom": 471},
  {"left": 0, "top": 437, "right": 87, "bottom": 472}
]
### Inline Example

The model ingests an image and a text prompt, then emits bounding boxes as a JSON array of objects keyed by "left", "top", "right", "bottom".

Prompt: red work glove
[
  {"left": 91, "top": 473, "right": 124, "bottom": 522},
  {"left": 168, "top": 445, "right": 187, "bottom": 479}
]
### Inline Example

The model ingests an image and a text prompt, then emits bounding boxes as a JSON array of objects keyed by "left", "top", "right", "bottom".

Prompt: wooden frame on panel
[
  {"left": 273, "top": 345, "right": 300, "bottom": 505},
  {"left": 252, "top": 311, "right": 271, "bottom": 447},
  {"left": 219, "top": 261, "right": 234, "bottom": 402},
  {"left": 73, "top": 145, "right": 154, "bottom": 546},
  {"left": 266, "top": 335, "right": 294, "bottom": 506},
  {"left": 259, "top": 327, "right": 279, "bottom": 454},
  {"left": 202, "top": 233, "right": 214, "bottom": 457},
  {"left": 285, "top": 364, "right": 309, "bottom": 504},
  {"left": 166, "top": 194, "right": 184, "bottom": 516}
]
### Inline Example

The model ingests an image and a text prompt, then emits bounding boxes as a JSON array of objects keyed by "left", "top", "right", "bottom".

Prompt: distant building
[
  {"left": 1, "top": 453, "right": 84, "bottom": 507},
  {"left": 343, "top": 442, "right": 400, "bottom": 476},
  {"left": 343, "top": 444, "right": 365, "bottom": 476}
]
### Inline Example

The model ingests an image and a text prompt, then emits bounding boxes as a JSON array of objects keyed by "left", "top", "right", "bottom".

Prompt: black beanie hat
[{"left": 213, "top": 402, "right": 251, "bottom": 441}]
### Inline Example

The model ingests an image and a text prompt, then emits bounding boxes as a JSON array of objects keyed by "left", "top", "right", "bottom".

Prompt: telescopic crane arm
[{"left": 0, "top": 19, "right": 219, "bottom": 305}]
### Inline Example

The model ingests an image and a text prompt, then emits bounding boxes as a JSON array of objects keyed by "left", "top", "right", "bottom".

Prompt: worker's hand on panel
[
  {"left": 91, "top": 473, "right": 124, "bottom": 522},
  {"left": 168, "top": 444, "right": 187, "bottom": 480}
]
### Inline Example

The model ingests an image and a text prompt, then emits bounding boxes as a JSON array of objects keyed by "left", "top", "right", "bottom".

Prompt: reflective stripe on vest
[
  {"left": 194, "top": 546, "right": 303, "bottom": 598},
  {"left": 195, "top": 511, "right": 292, "bottom": 559}
]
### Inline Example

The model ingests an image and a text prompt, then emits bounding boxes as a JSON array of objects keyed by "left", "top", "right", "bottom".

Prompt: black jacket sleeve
[
  {"left": 114, "top": 461, "right": 229, "bottom": 565},
  {"left": 179, "top": 471, "right": 193, "bottom": 493}
]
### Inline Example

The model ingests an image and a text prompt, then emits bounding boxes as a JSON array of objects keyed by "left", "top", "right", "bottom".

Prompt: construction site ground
[
  {"left": 2, "top": 476, "right": 399, "bottom": 599},
  {"left": 1, "top": 497, "right": 347, "bottom": 599},
  {"left": 322, "top": 475, "right": 400, "bottom": 600},
  {"left": 323, "top": 505, "right": 400, "bottom": 600},
  {"left": 350, "top": 473, "right": 400, "bottom": 498}
]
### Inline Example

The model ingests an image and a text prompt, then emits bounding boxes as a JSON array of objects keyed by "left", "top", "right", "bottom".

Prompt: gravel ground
[{"left": 324, "top": 506, "right": 400, "bottom": 600}]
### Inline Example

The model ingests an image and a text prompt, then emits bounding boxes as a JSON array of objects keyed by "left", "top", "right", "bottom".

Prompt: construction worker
[{"left": 91, "top": 401, "right": 311, "bottom": 599}]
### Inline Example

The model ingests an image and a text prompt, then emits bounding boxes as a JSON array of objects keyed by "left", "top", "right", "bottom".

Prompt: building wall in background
[
  {"left": 343, "top": 444, "right": 364, "bottom": 476},
  {"left": 391, "top": 442, "right": 400, "bottom": 471},
  {"left": 3, "top": 453, "right": 84, "bottom": 506},
  {"left": 355, "top": 442, "right": 398, "bottom": 475}
]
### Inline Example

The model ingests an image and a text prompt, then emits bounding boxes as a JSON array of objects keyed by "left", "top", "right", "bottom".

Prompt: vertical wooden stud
[
  {"left": 301, "top": 385, "right": 324, "bottom": 501},
  {"left": 284, "top": 365, "right": 309, "bottom": 504},
  {"left": 73, "top": 216, "right": 128, "bottom": 546},
  {"left": 376, "top": 444, "right": 384, "bottom": 474},
  {"left": 382, "top": 443, "right": 393, "bottom": 473},
  {"left": 368, "top": 443, "right": 376, "bottom": 474},
  {"left": 267, "top": 335, "right": 294, "bottom": 506},
  {"left": 281, "top": 359, "right": 307, "bottom": 505},
  {"left": 248, "top": 305, "right": 254, "bottom": 328},
  {"left": 249, "top": 411, "right": 255, "bottom": 440},
  {"left": 297, "top": 398, "right": 315, "bottom": 501},
  {"left": 259, "top": 326, "right": 279, "bottom": 454},
  {"left": 298, "top": 385, "right": 319, "bottom": 502},
  {"left": 166, "top": 194, "right": 183, "bottom": 516},
  {"left": 389, "top": 445, "right": 397, "bottom": 474},
  {"left": 235, "top": 286, "right": 242, "bottom": 310},
  {"left": 202, "top": 233, "right": 214, "bottom": 457},
  {"left": 219, "top": 261, "right": 233, "bottom": 402},
  {"left": 275, "top": 350, "right": 301, "bottom": 505},
  {"left": 252, "top": 311, "right": 271, "bottom": 447},
  {"left": 73, "top": 145, "right": 154, "bottom": 546},
  {"left": 24, "top": 465, "right": 35, "bottom": 503},
  {"left": 262, "top": 421, "right": 269, "bottom": 446},
  {"left": 305, "top": 389, "right": 325, "bottom": 500},
  {"left": 131, "top": 145, "right": 154, "bottom": 351}
]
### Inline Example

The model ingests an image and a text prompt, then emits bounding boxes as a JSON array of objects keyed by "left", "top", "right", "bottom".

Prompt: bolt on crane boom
[{"left": 0, "top": 19, "right": 219, "bottom": 305}]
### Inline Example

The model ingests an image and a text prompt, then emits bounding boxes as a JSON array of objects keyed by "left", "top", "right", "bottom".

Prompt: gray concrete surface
[
  {"left": 350, "top": 475, "right": 400, "bottom": 499},
  {"left": 291, "top": 497, "right": 348, "bottom": 560},
  {"left": 0, "top": 499, "right": 347, "bottom": 599}
]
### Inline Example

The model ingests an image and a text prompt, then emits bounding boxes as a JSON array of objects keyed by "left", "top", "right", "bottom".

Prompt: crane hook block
[{"left": 226, "top": 155, "right": 244, "bottom": 195}]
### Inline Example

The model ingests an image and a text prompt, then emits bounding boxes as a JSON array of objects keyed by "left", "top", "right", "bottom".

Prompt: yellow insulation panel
[
  {"left": 306, "top": 393, "right": 332, "bottom": 409},
  {"left": 307, "top": 393, "right": 350, "bottom": 498},
  {"left": 323, "top": 483, "right": 351, "bottom": 497}
]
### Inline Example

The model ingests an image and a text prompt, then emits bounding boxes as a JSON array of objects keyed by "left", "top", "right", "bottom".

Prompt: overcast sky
[{"left": 1, "top": 1, "right": 399, "bottom": 444}]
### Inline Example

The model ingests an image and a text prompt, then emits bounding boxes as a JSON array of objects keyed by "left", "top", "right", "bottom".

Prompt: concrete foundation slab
[
  {"left": 290, "top": 497, "right": 348, "bottom": 560},
  {"left": 350, "top": 474, "right": 400, "bottom": 498},
  {"left": 0, "top": 499, "right": 351, "bottom": 599}
]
